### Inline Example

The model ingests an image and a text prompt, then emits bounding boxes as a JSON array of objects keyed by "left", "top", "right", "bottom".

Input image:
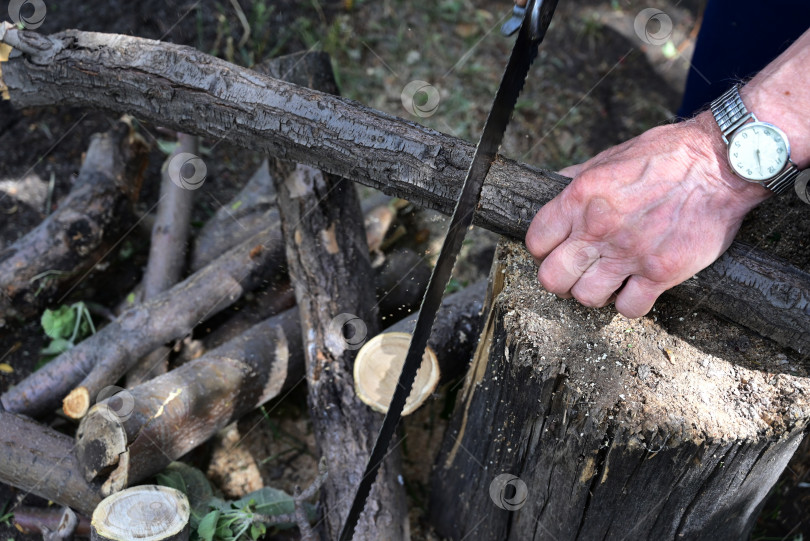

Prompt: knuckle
[{"left": 641, "top": 253, "right": 681, "bottom": 282}]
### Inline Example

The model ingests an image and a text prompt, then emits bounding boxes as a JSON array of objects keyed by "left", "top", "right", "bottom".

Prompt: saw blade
[{"left": 339, "top": 1, "right": 558, "bottom": 538}]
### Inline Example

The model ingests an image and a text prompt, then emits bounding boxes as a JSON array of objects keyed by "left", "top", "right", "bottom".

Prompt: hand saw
[{"left": 339, "top": 1, "right": 559, "bottom": 538}]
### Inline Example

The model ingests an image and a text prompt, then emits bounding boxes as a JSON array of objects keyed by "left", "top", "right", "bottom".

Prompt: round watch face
[{"left": 728, "top": 122, "right": 790, "bottom": 181}]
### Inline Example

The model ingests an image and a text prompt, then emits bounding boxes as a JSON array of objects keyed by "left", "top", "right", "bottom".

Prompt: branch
[
  {"left": 75, "top": 308, "right": 303, "bottom": 492},
  {"left": 127, "top": 133, "right": 197, "bottom": 385},
  {"left": 190, "top": 159, "right": 275, "bottom": 272},
  {"left": 1, "top": 25, "right": 807, "bottom": 352}
]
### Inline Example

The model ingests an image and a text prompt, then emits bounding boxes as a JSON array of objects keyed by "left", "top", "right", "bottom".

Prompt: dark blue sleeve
[{"left": 678, "top": 0, "right": 810, "bottom": 117}]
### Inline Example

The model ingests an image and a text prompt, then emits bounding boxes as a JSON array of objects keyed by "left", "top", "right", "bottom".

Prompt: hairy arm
[{"left": 525, "top": 28, "right": 810, "bottom": 318}]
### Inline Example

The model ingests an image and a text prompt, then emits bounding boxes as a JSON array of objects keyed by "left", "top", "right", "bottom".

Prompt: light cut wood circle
[
  {"left": 354, "top": 332, "right": 440, "bottom": 415},
  {"left": 90, "top": 485, "right": 190, "bottom": 541}
]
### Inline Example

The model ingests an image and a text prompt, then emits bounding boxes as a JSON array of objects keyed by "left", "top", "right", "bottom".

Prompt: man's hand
[
  {"left": 524, "top": 27, "right": 809, "bottom": 318},
  {"left": 525, "top": 112, "right": 771, "bottom": 318}
]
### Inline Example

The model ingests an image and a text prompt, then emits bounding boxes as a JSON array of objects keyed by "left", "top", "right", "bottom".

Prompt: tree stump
[
  {"left": 90, "top": 485, "right": 189, "bottom": 541},
  {"left": 430, "top": 239, "right": 810, "bottom": 540}
]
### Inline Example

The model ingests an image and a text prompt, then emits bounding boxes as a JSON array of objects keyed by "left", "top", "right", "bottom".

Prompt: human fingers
[
  {"left": 614, "top": 275, "right": 667, "bottom": 318},
  {"left": 569, "top": 262, "right": 629, "bottom": 308},
  {"left": 525, "top": 194, "right": 573, "bottom": 263},
  {"left": 536, "top": 238, "right": 600, "bottom": 296},
  {"left": 557, "top": 162, "right": 586, "bottom": 179}
]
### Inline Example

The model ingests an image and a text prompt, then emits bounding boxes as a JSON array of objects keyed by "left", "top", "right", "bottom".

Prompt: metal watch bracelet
[{"left": 710, "top": 84, "right": 801, "bottom": 195}]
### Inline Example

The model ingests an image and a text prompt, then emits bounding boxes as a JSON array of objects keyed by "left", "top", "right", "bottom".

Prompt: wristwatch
[{"left": 710, "top": 84, "right": 801, "bottom": 195}]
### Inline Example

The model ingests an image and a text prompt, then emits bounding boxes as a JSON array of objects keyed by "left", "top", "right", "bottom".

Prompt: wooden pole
[
  {"left": 75, "top": 308, "right": 303, "bottom": 495},
  {"left": 1, "top": 24, "right": 808, "bottom": 353},
  {"left": 430, "top": 239, "right": 810, "bottom": 540},
  {"left": 127, "top": 133, "right": 198, "bottom": 385}
]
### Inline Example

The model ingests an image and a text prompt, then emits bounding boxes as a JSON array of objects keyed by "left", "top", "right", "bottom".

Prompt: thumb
[{"left": 557, "top": 162, "right": 586, "bottom": 179}]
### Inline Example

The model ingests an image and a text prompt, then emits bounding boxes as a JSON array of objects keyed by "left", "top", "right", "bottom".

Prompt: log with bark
[
  {"left": 0, "top": 220, "right": 287, "bottom": 418},
  {"left": 0, "top": 118, "right": 147, "bottom": 322},
  {"left": 75, "top": 308, "right": 304, "bottom": 494},
  {"left": 127, "top": 133, "right": 197, "bottom": 386},
  {"left": 0, "top": 409, "right": 102, "bottom": 516},
  {"left": 264, "top": 51, "right": 408, "bottom": 540},
  {"left": 90, "top": 485, "right": 190, "bottom": 541},
  {"left": 373, "top": 279, "right": 487, "bottom": 385},
  {"left": 1, "top": 24, "right": 808, "bottom": 352},
  {"left": 430, "top": 239, "right": 810, "bottom": 540}
]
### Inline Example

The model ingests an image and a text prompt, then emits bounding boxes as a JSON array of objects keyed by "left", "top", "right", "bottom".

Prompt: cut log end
[
  {"left": 90, "top": 485, "right": 190, "bottom": 541},
  {"left": 353, "top": 332, "right": 440, "bottom": 416},
  {"left": 63, "top": 386, "right": 91, "bottom": 419}
]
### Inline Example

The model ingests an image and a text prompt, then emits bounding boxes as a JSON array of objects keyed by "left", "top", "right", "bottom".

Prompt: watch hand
[{"left": 756, "top": 147, "right": 762, "bottom": 174}]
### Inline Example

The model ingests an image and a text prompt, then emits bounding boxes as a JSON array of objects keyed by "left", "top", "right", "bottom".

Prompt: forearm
[{"left": 742, "top": 27, "right": 810, "bottom": 169}]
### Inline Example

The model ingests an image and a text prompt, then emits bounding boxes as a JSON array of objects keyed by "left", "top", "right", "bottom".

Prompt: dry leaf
[
  {"left": 0, "top": 363, "right": 14, "bottom": 374},
  {"left": 454, "top": 23, "right": 478, "bottom": 38}
]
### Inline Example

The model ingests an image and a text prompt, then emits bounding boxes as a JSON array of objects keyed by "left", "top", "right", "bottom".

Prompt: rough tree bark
[
  {"left": 0, "top": 25, "right": 807, "bottom": 352},
  {"left": 0, "top": 409, "right": 102, "bottom": 516},
  {"left": 0, "top": 221, "right": 287, "bottom": 418},
  {"left": 265, "top": 53, "right": 408, "bottom": 540},
  {"left": 0, "top": 119, "right": 147, "bottom": 321},
  {"left": 430, "top": 240, "right": 810, "bottom": 540}
]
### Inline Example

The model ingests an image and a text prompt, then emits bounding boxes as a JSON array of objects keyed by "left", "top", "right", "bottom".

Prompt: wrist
[
  {"left": 741, "top": 83, "right": 810, "bottom": 170},
  {"left": 682, "top": 111, "right": 772, "bottom": 209}
]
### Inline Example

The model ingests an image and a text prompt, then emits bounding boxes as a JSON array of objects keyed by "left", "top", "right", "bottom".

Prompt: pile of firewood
[
  {"left": 2, "top": 21, "right": 810, "bottom": 541},
  {"left": 0, "top": 33, "right": 490, "bottom": 540}
]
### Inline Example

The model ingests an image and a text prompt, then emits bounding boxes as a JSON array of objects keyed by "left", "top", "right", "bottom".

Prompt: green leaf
[
  {"left": 250, "top": 523, "right": 266, "bottom": 540},
  {"left": 215, "top": 521, "right": 234, "bottom": 539},
  {"left": 197, "top": 510, "right": 220, "bottom": 541},
  {"left": 233, "top": 487, "right": 294, "bottom": 517},
  {"left": 41, "top": 305, "right": 76, "bottom": 340},
  {"left": 0, "top": 499, "right": 13, "bottom": 526},
  {"left": 157, "top": 462, "right": 214, "bottom": 513},
  {"left": 40, "top": 338, "right": 73, "bottom": 356},
  {"left": 156, "top": 470, "right": 187, "bottom": 495}
]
